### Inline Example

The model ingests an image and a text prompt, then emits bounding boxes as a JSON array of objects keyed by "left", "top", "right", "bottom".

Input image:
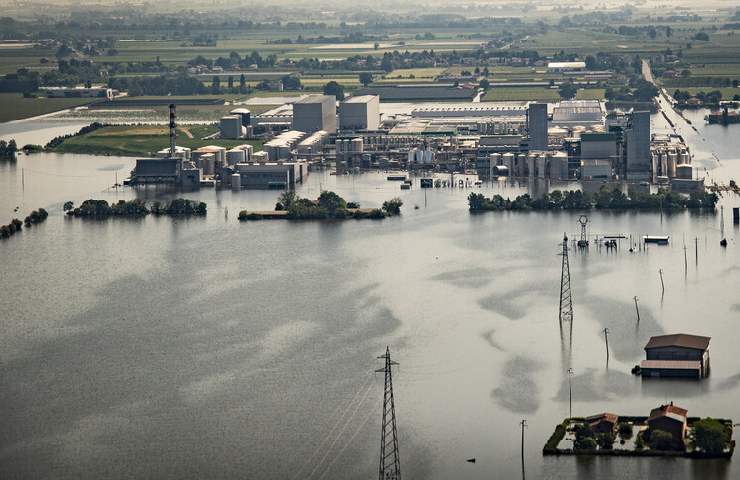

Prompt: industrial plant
[{"left": 127, "top": 93, "right": 701, "bottom": 194}]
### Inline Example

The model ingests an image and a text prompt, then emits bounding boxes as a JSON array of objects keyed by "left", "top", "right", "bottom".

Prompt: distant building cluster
[{"left": 129, "top": 91, "right": 702, "bottom": 192}]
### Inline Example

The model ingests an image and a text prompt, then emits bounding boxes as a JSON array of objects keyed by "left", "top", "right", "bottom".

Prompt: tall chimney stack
[{"left": 169, "top": 103, "right": 177, "bottom": 156}]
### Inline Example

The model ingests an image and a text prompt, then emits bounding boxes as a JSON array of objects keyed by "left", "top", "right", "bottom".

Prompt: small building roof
[
  {"left": 645, "top": 334, "right": 710, "bottom": 351},
  {"left": 586, "top": 413, "right": 619, "bottom": 424},
  {"left": 649, "top": 403, "right": 688, "bottom": 422}
]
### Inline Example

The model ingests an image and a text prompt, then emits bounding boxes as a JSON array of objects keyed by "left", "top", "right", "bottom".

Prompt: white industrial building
[
  {"left": 264, "top": 130, "right": 307, "bottom": 161},
  {"left": 296, "top": 130, "right": 329, "bottom": 155},
  {"left": 220, "top": 115, "right": 246, "bottom": 139},
  {"left": 232, "top": 161, "right": 308, "bottom": 189},
  {"left": 292, "top": 95, "right": 337, "bottom": 134},
  {"left": 547, "top": 61, "right": 586, "bottom": 72},
  {"left": 339, "top": 95, "right": 381, "bottom": 131}
]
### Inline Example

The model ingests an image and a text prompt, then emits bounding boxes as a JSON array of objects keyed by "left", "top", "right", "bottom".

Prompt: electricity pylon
[
  {"left": 559, "top": 233, "right": 573, "bottom": 325},
  {"left": 376, "top": 346, "right": 401, "bottom": 480}
]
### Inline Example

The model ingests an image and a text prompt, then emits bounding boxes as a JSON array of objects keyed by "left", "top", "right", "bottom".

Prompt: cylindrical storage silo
[
  {"left": 227, "top": 148, "right": 246, "bottom": 166},
  {"left": 231, "top": 173, "right": 241, "bottom": 190},
  {"left": 667, "top": 152, "right": 678, "bottom": 178}
]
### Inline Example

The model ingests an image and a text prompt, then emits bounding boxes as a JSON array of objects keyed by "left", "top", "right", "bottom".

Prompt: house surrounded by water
[{"left": 640, "top": 334, "right": 711, "bottom": 379}]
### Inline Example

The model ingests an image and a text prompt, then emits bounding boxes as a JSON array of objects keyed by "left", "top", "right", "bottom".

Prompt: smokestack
[{"left": 169, "top": 103, "right": 177, "bottom": 156}]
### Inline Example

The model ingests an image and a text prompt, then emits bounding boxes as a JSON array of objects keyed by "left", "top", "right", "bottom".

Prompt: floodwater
[{"left": 1, "top": 110, "right": 740, "bottom": 480}]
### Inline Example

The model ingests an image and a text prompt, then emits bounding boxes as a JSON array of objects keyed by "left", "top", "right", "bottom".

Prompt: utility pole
[
  {"left": 567, "top": 368, "right": 574, "bottom": 419},
  {"left": 559, "top": 234, "right": 573, "bottom": 325},
  {"left": 633, "top": 296, "right": 640, "bottom": 324},
  {"left": 603, "top": 328, "right": 610, "bottom": 366},
  {"left": 520, "top": 419, "right": 527, "bottom": 480},
  {"left": 695, "top": 237, "right": 698, "bottom": 266},
  {"left": 376, "top": 347, "right": 401, "bottom": 480}
]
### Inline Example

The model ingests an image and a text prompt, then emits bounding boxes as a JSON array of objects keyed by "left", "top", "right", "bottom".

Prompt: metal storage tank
[
  {"left": 227, "top": 148, "right": 246, "bottom": 165},
  {"left": 667, "top": 152, "right": 678, "bottom": 178},
  {"left": 201, "top": 153, "right": 215, "bottom": 175},
  {"left": 526, "top": 153, "right": 537, "bottom": 178},
  {"left": 408, "top": 148, "right": 417, "bottom": 164},
  {"left": 423, "top": 149, "right": 433, "bottom": 164},
  {"left": 231, "top": 173, "right": 241, "bottom": 190},
  {"left": 351, "top": 137, "right": 364, "bottom": 153}
]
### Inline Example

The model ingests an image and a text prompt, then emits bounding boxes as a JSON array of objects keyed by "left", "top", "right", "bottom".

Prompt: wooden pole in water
[
  {"left": 520, "top": 419, "right": 527, "bottom": 480},
  {"left": 603, "top": 327, "right": 610, "bottom": 366},
  {"left": 633, "top": 296, "right": 640, "bottom": 323},
  {"left": 695, "top": 237, "right": 698, "bottom": 266},
  {"left": 683, "top": 243, "right": 688, "bottom": 277},
  {"left": 659, "top": 269, "right": 665, "bottom": 294}
]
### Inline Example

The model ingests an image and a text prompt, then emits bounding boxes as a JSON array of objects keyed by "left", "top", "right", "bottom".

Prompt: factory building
[
  {"left": 220, "top": 115, "right": 245, "bottom": 139},
  {"left": 230, "top": 162, "right": 308, "bottom": 189},
  {"left": 625, "top": 111, "right": 651, "bottom": 181},
  {"left": 292, "top": 95, "right": 337, "bottom": 134},
  {"left": 551, "top": 100, "right": 605, "bottom": 126},
  {"left": 527, "top": 103, "right": 548, "bottom": 151},
  {"left": 296, "top": 130, "right": 329, "bottom": 156},
  {"left": 339, "top": 95, "right": 380, "bottom": 131},
  {"left": 264, "top": 130, "right": 307, "bottom": 161}
]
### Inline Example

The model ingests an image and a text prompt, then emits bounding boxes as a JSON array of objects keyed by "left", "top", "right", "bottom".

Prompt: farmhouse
[{"left": 640, "top": 333, "right": 710, "bottom": 379}]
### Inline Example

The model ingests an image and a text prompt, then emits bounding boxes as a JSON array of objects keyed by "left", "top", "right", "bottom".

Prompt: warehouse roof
[
  {"left": 343, "top": 95, "right": 378, "bottom": 104},
  {"left": 645, "top": 334, "right": 710, "bottom": 351}
]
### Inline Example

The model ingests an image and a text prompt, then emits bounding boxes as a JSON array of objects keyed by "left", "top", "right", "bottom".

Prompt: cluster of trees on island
[
  {"left": 0, "top": 139, "right": 18, "bottom": 160},
  {"left": 468, "top": 187, "right": 718, "bottom": 212},
  {"left": 1, "top": 208, "right": 48, "bottom": 240},
  {"left": 65, "top": 199, "right": 207, "bottom": 218},
  {"left": 239, "top": 191, "right": 403, "bottom": 221},
  {"left": 545, "top": 417, "right": 732, "bottom": 456}
]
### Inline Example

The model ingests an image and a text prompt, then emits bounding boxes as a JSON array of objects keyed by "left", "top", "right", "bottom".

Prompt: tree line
[{"left": 468, "top": 187, "right": 718, "bottom": 212}]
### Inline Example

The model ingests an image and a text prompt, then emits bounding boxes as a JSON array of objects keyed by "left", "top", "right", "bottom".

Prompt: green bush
[
  {"left": 649, "top": 429, "right": 678, "bottom": 451},
  {"left": 382, "top": 197, "right": 403, "bottom": 216},
  {"left": 693, "top": 418, "right": 727, "bottom": 454},
  {"left": 596, "top": 432, "right": 614, "bottom": 450}
]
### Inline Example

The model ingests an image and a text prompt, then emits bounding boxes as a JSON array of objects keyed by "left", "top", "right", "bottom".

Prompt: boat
[
  {"left": 644, "top": 235, "right": 670, "bottom": 245},
  {"left": 387, "top": 174, "right": 407, "bottom": 181}
]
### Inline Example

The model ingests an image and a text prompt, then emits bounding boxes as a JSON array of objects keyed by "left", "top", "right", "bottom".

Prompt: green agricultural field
[
  {"left": 684, "top": 87, "right": 740, "bottom": 99},
  {"left": 50, "top": 125, "right": 264, "bottom": 157},
  {"left": 385, "top": 68, "right": 447, "bottom": 79},
  {"left": 575, "top": 88, "right": 606, "bottom": 100},
  {"left": 482, "top": 87, "right": 560, "bottom": 102},
  {"left": 688, "top": 64, "right": 740, "bottom": 77},
  {"left": 0, "top": 93, "right": 100, "bottom": 123}
]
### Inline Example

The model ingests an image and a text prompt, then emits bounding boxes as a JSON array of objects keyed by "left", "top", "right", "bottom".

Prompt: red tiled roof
[
  {"left": 586, "top": 413, "right": 618, "bottom": 424},
  {"left": 644, "top": 334, "right": 710, "bottom": 351},
  {"left": 649, "top": 403, "right": 688, "bottom": 422}
]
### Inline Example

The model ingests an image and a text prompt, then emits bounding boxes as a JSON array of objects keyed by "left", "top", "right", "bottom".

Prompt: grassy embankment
[{"left": 49, "top": 124, "right": 264, "bottom": 157}]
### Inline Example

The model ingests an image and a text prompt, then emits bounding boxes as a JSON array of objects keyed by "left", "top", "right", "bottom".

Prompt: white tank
[
  {"left": 351, "top": 137, "right": 364, "bottom": 153},
  {"left": 667, "top": 152, "right": 678, "bottom": 178},
  {"left": 227, "top": 149, "right": 246, "bottom": 165},
  {"left": 424, "top": 149, "right": 433, "bottom": 164},
  {"left": 231, "top": 173, "right": 241, "bottom": 190}
]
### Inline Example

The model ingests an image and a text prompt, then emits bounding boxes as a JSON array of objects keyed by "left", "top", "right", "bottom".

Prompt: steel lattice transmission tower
[
  {"left": 376, "top": 346, "right": 401, "bottom": 480},
  {"left": 559, "top": 233, "right": 573, "bottom": 325}
]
